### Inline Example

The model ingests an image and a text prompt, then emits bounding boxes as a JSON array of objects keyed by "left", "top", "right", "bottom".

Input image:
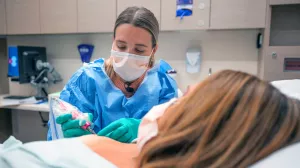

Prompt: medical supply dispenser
[
  {"left": 176, "top": 0, "right": 194, "bottom": 20},
  {"left": 186, "top": 48, "right": 201, "bottom": 74}
]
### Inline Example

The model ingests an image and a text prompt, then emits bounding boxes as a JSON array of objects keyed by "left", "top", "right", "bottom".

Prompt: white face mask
[
  {"left": 111, "top": 49, "right": 153, "bottom": 82},
  {"left": 137, "top": 98, "right": 177, "bottom": 151}
]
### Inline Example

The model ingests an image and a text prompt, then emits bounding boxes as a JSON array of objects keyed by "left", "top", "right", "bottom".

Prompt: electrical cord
[
  {"left": 42, "top": 88, "right": 48, "bottom": 97},
  {"left": 38, "top": 111, "right": 49, "bottom": 128}
]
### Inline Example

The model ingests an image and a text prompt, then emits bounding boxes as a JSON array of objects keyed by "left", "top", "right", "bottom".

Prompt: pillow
[{"left": 271, "top": 79, "right": 300, "bottom": 100}]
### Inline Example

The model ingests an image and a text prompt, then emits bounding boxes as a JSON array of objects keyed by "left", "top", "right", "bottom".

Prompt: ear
[{"left": 152, "top": 44, "right": 159, "bottom": 55}]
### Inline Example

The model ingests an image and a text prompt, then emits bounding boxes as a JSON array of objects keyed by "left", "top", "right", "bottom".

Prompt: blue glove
[
  {"left": 56, "top": 113, "right": 93, "bottom": 138},
  {"left": 97, "top": 118, "right": 141, "bottom": 143}
]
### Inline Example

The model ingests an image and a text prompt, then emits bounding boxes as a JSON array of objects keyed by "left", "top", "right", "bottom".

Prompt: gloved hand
[
  {"left": 97, "top": 118, "right": 141, "bottom": 143},
  {"left": 56, "top": 113, "right": 93, "bottom": 138}
]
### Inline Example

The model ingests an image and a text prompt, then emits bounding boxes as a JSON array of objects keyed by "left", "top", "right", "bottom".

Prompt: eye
[
  {"left": 135, "top": 48, "right": 145, "bottom": 54},
  {"left": 117, "top": 45, "right": 126, "bottom": 51}
]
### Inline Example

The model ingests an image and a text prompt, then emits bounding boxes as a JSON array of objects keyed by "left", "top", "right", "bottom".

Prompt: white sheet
[
  {"left": 250, "top": 142, "right": 300, "bottom": 168},
  {"left": 0, "top": 136, "right": 117, "bottom": 168},
  {"left": 271, "top": 79, "right": 300, "bottom": 100}
]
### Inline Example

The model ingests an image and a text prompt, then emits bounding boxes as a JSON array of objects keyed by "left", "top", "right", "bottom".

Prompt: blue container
[{"left": 78, "top": 44, "right": 94, "bottom": 63}]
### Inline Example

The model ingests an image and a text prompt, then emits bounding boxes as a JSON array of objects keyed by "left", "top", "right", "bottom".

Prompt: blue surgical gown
[{"left": 47, "top": 58, "right": 178, "bottom": 140}]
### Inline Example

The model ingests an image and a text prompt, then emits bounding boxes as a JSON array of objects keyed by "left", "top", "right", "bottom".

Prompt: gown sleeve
[
  {"left": 158, "top": 60, "right": 178, "bottom": 104},
  {"left": 47, "top": 66, "right": 99, "bottom": 140}
]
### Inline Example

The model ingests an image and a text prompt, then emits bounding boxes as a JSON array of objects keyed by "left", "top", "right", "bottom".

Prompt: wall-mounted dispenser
[
  {"left": 176, "top": 0, "right": 193, "bottom": 20},
  {"left": 186, "top": 48, "right": 201, "bottom": 74}
]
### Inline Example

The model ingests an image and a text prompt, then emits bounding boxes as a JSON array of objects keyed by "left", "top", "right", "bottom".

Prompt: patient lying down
[{"left": 1, "top": 70, "right": 300, "bottom": 168}]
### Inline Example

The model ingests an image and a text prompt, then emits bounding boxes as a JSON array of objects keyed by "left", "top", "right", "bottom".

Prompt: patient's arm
[
  {"left": 0, "top": 136, "right": 117, "bottom": 168},
  {"left": 80, "top": 135, "right": 139, "bottom": 168}
]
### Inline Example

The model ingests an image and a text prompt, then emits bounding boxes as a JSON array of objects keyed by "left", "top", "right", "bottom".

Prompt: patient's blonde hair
[{"left": 137, "top": 70, "right": 300, "bottom": 168}]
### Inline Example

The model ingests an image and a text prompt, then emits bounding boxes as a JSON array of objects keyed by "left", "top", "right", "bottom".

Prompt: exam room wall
[{"left": 7, "top": 30, "right": 259, "bottom": 94}]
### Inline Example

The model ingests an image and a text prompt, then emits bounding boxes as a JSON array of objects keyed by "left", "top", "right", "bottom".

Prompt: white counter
[{"left": 0, "top": 95, "right": 49, "bottom": 112}]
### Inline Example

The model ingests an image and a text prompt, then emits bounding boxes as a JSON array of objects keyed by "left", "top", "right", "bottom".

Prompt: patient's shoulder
[{"left": 81, "top": 135, "right": 138, "bottom": 168}]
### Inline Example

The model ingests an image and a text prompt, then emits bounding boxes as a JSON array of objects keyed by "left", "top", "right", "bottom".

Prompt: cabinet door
[
  {"left": 264, "top": 46, "right": 300, "bottom": 81},
  {"left": 0, "top": 0, "right": 5, "bottom": 34},
  {"left": 6, "top": 0, "right": 40, "bottom": 34},
  {"left": 210, "top": 0, "right": 267, "bottom": 29},
  {"left": 161, "top": 0, "right": 210, "bottom": 30},
  {"left": 40, "top": 0, "right": 77, "bottom": 34},
  {"left": 78, "top": 0, "right": 116, "bottom": 33},
  {"left": 270, "top": 0, "right": 300, "bottom": 5},
  {"left": 117, "top": 0, "right": 161, "bottom": 25}
]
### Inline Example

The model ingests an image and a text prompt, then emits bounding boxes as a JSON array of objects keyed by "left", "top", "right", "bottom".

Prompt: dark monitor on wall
[{"left": 8, "top": 46, "right": 47, "bottom": 84}]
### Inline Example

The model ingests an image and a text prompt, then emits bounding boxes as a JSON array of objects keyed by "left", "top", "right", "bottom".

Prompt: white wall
[{"left": 7, "top": 30, "right": 259, "bottom": 94}]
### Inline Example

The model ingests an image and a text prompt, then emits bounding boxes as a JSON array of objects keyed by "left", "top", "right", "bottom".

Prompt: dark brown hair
[{"left": 137, "top": 70, "right": 300, "bottom": 168}]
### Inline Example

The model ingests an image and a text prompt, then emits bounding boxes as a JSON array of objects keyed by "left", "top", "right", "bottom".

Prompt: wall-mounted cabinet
[
  {"left": 270, "top": 0, "right": 300, "bottom": 5},
  {"left": 6, "top": 0, "right": 40, "bottom": 34},
  {"left": 161, "top": 0, "right": 210, "bottom": 30},
  {"left": 0, "top": 0, "right": 6, "bottom": 35},
  {"left": 260, "top": 4, "right": 300, "bottom": 81},
  {"left": 2, "top": 0, "right": 270, "bottom": 35},
  {"left": 40, "top": 0, "right": 77, "bottom": 34},
  {"left": 117, "top": 0, "right": 161, "bottom": 26},
  {"left": 210, "top": 0, "right": 267, "bottom": 29},
  {"left": 78, "top": 0, "right": 116, "bottom": 33}
]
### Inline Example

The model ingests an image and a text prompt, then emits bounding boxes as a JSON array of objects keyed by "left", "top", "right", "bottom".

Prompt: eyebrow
[
  {"left": 116, "top": 40, "right": 148, "bottom": 48},
  {"left": 135, "top": 44, "right": 148, "bottom": 48},
  {"left": 116, "top": 40, "right": 126, "bottom": 44}
]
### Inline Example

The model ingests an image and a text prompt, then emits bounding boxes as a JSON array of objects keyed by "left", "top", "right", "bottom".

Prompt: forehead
[{"left": 115, "top": 24, "right": 152, "bottom": 45}]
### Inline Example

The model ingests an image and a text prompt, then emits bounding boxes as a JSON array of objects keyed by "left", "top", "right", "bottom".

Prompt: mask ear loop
[
  {"left": 148, "top": 39, "right": 157, "bottom": 68},
  {"left": 147, "top": 49, "right": 155, "bottom": 68},
  {"left": 110, "top": 43, "right": 115, "bottom": 62}
]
